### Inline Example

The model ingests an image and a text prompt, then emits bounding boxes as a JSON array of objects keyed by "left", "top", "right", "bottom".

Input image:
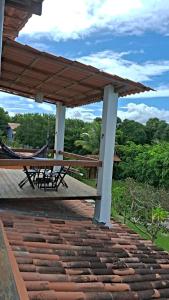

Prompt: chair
[
  {"left": 54, "top": 166, "right": 70, "bottom": 191},
  {"left": 37, "top": 166, "right": 70, "bottom": 191}
]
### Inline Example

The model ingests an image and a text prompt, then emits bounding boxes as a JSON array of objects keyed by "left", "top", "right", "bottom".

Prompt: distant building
[{"left": 6, "top": 123, "right": 20, "bottom": 142}]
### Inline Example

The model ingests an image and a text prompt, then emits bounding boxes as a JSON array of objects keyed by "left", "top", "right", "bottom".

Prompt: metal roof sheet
[{"left": 0, "top": 39, "right": 153, "bottom": 108}]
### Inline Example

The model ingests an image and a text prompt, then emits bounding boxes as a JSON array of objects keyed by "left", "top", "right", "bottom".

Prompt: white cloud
[
  {"left": 66, "top": 107, "right": 96, "bottom": 122},
  {"left": 77, "top": 50, "right": 169, "bottom": 82},
  {"left": 0, "top": 91, "right": 97, "bottom": 120},
  {"left": 118, "top": 103, "right": 169, "bottom": 123},
  {"left": 0, "top": 92, "right": 55, "bottom": 115},
  {"left": 37, "top": 102, "right": 54, "bottom": 113},
  {"left": 20, "top": 0, "right": 169, "bottom": 40}
]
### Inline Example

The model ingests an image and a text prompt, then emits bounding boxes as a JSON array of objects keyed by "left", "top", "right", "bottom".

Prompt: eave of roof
[
  {"left": 3, "top": 1, "right": 44, "bottom": 40},
  {"left": 0, "top": 39, "right": 154, "bottom": 108}
]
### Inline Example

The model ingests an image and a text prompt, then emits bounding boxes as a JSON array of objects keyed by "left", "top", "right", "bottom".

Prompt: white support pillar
[
  {"left": 0, "top": 0, "right": 5, "bottom": 74},
  {"left": 94, "top": 85, "right": 118, "bottom": 226},
  {"left": 54, "top": 103, "right": 66, "bottom": 160}
]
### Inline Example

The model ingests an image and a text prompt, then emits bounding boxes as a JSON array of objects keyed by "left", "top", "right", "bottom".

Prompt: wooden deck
[{"left": 0, "top": 169, "right": 99, "bottom": 200}]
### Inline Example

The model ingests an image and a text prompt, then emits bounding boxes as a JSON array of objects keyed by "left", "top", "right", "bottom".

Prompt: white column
[
  {"left": 54, "top": 103, "right": 66, "bottom": 160},
  {"left": 94, "top": 85, "right": 118, "bottom": 226},
  {"left": 0, "top": 0, "right": 5, "bottom": 74}
]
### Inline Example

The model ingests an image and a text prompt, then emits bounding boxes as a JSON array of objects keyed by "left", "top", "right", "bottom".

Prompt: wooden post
[
  {"left": 0, "top": 0, "right": 5, "bottom": 75},
  {"left": 54, "top": 103, "right": 66, "bottom": 160},
  {"left": 94, "top": 85, "right": 118, "bottom": 226}
]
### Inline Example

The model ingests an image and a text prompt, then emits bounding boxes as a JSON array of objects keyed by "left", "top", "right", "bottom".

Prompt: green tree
[
  {"left": 112, "top": 178, "right": 169, "bottom": 242},
  {"left": 145, "top": 118, "right": 169, "bottom": 143},
  {"left": 118, "top": 119, "right": 147, "bottom": 145},
  {"left": 15, "top": 113, "right": 55, "bottom": 148},
  {"left": 0, "top": 107, "right": 9, "bottom": 140},
  {"left": 75, "top": 119, "right": 101, "bottom": 154},
  {"left": 64, "top": 119, "right": 87, "bottom": 154}
]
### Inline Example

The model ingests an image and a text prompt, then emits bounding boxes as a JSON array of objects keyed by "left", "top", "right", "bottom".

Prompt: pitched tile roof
[{"left": 1, "top": 203, "right": 169, "bottom": 300}]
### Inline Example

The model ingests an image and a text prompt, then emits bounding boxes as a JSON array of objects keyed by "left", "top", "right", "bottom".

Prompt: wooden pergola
[{"left": 0, "top": 0, "right": 153, "bottom": 225}]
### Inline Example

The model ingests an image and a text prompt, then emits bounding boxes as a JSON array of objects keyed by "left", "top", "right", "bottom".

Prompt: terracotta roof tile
[{"left": 0, "top": 209, "right": 169, "bottom": 299}]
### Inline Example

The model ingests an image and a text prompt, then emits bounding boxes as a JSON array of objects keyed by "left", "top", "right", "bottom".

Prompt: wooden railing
[
  {"left": 0, "top": 159, "right": 101, "bottom": 168},
  {"left": 0, "top": 148, "right": 101, "bottom": 168},
  {"left": 59, "top": 151, "right": 98, "bottom": 161}
]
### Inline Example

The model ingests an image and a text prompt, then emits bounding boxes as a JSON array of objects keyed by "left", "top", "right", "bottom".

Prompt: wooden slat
[
  {"left": 0, "top": 159, "right": 102, "bottom": 167},
  {"left": 60, "top": 151, "right": 98, "bottom": 161}
]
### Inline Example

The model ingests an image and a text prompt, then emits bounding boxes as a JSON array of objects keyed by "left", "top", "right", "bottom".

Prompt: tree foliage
[
  {"left": 64, "top": 119, "right": 87, "bottom": 154},
  {"left": 112, "top": 178, "right": 169, "bottom": 241},
  {"left": 117, "top": 119, "right": 147, "bottom": 145},
  {"left": 116, "top": 142, "right": 169, "bottom": 188},
  {"left": 75, "top": 119, "right": 101, "bottom": 154},
  {"left": 4, "top": 111, "right": 169, "bottom": 190},
  {"left": 14, "top": 114, "right": 55, "bottom": 148},
  {"left": 0, "top": 108, "right": 9, "bottom": 140}
]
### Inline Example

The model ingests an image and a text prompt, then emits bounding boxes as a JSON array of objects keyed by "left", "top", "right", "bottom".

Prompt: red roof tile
[{"left": 1, "top": 208, "right": 169, "bottom": 300}]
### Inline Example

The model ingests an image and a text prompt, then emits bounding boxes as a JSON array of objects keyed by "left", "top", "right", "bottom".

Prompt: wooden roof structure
[
  {"left": 0, "top": 0, "right": 153, "bottom": 108},
  {"left": 0, "top": 39, "right": 153, "bottom": 108}
]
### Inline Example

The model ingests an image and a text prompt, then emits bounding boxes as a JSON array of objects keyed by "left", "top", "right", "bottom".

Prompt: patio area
[
  {"left": 0, "top": 168, "right": 98, "bottom": 201},
  {"left": 0, "top": 0, "right": 152, "bottom": 226}
]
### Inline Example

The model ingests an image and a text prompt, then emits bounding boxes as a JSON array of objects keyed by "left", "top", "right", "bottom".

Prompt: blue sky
[{"left": 1, "top": 0, "right": 169, "bottom": 123}]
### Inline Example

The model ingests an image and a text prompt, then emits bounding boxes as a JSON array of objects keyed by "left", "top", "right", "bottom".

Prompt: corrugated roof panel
[{"left": 0, "top": 40, "right": 153, "bottom": 107}]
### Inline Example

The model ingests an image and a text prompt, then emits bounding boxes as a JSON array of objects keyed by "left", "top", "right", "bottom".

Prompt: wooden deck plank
[{"left": 0, "top": 169, "right": 99, "bottom": 200}]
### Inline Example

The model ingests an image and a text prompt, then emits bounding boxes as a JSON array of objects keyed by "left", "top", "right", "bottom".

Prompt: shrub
[{"left": 112, "top": 178, "right": 169, "bottom": 241}]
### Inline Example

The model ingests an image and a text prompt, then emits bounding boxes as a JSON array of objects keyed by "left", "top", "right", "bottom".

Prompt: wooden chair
[{"left": 37, "top": 166, "right": 70, "bottom": 191}]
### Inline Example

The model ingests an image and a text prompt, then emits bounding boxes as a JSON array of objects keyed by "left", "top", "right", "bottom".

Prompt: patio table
[
  {"left": 18, "top": 157, "right": 48, "bottom": 189},
  {"left": 18, "top": 159, "right": 71, "bottom": 190}
]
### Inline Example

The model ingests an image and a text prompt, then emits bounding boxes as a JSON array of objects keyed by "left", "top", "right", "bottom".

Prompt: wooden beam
[
  {"left": 29, "top": 66, "right": 74, "bottom": 92},
  {"left": 0, "top": 82, "right": 64, "bottom": 104},
  {"left": 60, "top": 151, "right": 99, "bottom": 161},
  {"left": 10, "top": 57, "right": 40, "bottom": 88},
  {"left": 0, "top": 76, "right": 101, "bottom": 104},
  {"left": 0, "top": 159, "right": 102, "bottom": 167}
]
